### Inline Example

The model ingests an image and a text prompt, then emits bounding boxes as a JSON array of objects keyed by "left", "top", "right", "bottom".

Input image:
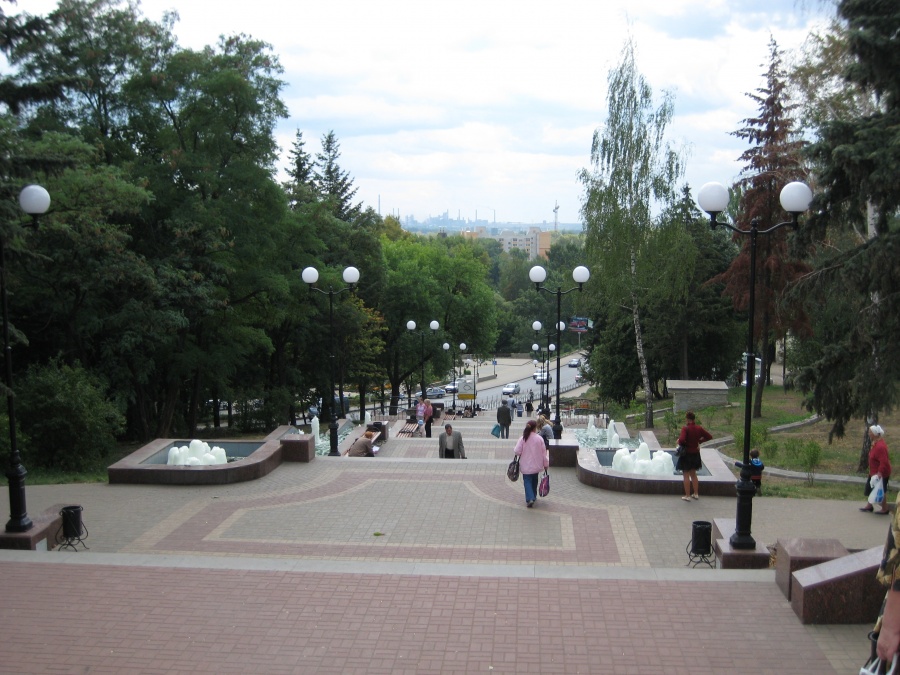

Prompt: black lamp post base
[
  {"left": 328, "top": 419, "right": 340, "bottom": 456},
  {"left": 729, "top": 478, "right": 758, "bottom": 550},
  {"left": 5, "top": 466, "right": 32, "bottom": 533}
]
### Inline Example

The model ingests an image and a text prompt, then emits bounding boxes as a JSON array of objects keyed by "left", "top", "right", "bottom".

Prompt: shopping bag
[
  {"left": 869, "top": 475, "right": 885, "bottom": 505},
  {"left": 862, "top": 631, "right": 899, "bottom": 675},
  {"left": 507, "top": 456, "right": 520, "bottom": 482},
  {"left": 538, "top": 470, "right": 550, "bottom": 497},
  {"left": 491, "top": 423, "right": 501, "bottom": 438}
]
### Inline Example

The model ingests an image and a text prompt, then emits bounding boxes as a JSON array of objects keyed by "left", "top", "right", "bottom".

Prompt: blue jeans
[{"left": 523, "top": 473, "right": 539, "bottom": 503}]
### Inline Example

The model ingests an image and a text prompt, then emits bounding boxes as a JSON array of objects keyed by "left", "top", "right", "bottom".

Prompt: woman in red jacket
[
  {"left": 862, "top": 424, "right": 891, "bottom": 514},
  {"left": 676, "top": 410, "right": 713, "bottom": 502}
]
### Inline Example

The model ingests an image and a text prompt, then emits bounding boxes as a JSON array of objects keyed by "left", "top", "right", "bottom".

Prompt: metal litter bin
[
  {"left": 61, "top": 505, "right": 84, "bottom": 538},
  {"left": 691, "top": 521, "right": 712, "bottom": 555},
  {"left": 371, "top": 421, "right": 388, "bottom": 443}
]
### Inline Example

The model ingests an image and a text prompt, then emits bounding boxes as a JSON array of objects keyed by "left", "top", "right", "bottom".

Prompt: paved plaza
[{"left": 0, "top": 412, "right": 888, "bottom": 673}]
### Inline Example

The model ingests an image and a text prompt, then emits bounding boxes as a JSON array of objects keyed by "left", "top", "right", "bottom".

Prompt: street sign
[{"left": 458, "top": 379, "right": 475, "bottom": 400}]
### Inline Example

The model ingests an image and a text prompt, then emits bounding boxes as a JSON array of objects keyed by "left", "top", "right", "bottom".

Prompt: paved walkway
[{"left": 0, "top": 415, "right": 887, "bottom": 673}]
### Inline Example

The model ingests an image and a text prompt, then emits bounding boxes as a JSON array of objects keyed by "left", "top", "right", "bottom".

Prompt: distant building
[{"left": 458, "top": 226, "right": 552, "bottom": 260}]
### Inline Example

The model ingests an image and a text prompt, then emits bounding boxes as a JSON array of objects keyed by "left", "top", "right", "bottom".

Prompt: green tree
[
  {"left": 315, "top": 130, "right": 360, "bottom": 222},
  {"left": 283, "top": 129, "right": 317, "bottom": 209},
  {"left": 795, "top": 0, "right": 900, "bottom": 458},
  {"left": 579, "top": 39, "right": 684, "bottom": 428}
]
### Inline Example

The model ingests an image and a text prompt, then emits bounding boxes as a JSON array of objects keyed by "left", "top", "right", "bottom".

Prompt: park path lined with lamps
[{"left": 697, "top": 179, "right": 812, "bottom": 550}]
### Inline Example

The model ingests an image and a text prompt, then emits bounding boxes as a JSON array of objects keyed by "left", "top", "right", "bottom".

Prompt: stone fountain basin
[{"left": 108, "top": 426, "right": 316, "bottom": 486}]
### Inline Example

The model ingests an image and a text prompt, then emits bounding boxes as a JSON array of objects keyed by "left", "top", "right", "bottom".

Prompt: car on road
[
  {"left": 568, "top": 358, "right": 581, "bottom": 368},
  {"left": 574, "top": 371, "right": 584, "bottom": 382},
  {"left": 444, "top": 381, "right": 459, "bottom": 393},
  {"left": 535, "top": 371, "right": 552, "bottom": 385},
  {"left": 502, "top": 382, "right": 521, "bottom": 396},
  {"left": 413, "top": 387, "right": 445, "bottom": 399}
]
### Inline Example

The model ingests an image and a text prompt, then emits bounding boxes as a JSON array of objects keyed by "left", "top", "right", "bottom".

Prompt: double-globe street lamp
[
  {"left": 5, "top": 185, "right": 52, "bottom": 533},
  {"left": 697, "top": 180, "right": 813, "bottom": 550},
  {"left": 407, "top": 320, "right": 440, "bottom": 404},
  {"left": 302, "top": 265, "right": 360, "bottom": 456},
  {"left": 529, "top": 265, "right": 591, "bottom": 438},
  {"left": 442, "top": 341, "right": 467, "bottom": 411},
  {"left": 531, "top": 321, "right": 557, "bottom": 413}
]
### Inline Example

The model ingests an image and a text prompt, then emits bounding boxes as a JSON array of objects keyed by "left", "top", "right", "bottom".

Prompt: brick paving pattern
[{"left": 0, "top": 415, "right": 887, "bottom": 673}]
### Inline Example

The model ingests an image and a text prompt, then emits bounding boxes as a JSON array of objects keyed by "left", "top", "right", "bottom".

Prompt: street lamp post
[
  {"left": 407, "top": 319, "right": 439, "bottom": 402},
  {"left": 5, "top": 185, "right": 51, "bottom": 533},
  {"left": 529, "top": 265, "right": 591, "bottom": 438},
  {"left": 531, "top": 321, "right": 556, "bottom": 414},
  {"left": 302, "top": 265, "right": 360, "bottom": 456},
  {"left": 697, "top": 180, "right": 812, "bottom": 549}
]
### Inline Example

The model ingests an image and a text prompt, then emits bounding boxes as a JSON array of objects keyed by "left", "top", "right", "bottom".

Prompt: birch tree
[{"left": 579, "top": 39, "right": 685, "bottom": 428}]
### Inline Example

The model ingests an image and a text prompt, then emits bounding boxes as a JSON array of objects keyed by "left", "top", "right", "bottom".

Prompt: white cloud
[{"left": 18, "top": 0, "right": 832, "bottom": 223}]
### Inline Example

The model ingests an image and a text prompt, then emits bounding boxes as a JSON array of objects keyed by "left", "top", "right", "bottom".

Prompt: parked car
[
  {"left": 568, "top": 358, "right": 581, "bottom": 368},
  {"left": 502, "top": 382, "right": 521, "bottom": 396}
]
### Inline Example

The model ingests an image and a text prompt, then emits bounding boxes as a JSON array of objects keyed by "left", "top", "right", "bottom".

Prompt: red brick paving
[{"left": 0, "top": 562, "right": 832, "bottom": 674}]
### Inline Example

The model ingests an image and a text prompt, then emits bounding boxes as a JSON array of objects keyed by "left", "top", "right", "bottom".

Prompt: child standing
[{"left": 735, "top": 448, "right": 765, "bottom": 494}]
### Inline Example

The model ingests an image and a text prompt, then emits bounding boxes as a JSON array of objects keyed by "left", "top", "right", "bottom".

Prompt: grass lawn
[{"left": 632, "top": 384, "right": 899, "bottom": 501}]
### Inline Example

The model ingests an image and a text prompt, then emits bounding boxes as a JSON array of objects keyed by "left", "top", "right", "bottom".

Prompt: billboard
[{"left": 568, "top": 316, "right": 591, "bottom": 333}]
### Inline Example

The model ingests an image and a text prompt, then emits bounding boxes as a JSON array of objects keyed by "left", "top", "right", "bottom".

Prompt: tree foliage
[
  {"left": 793, "top": 0, "right": 900, "bottom": 443},
  {"left": 712, "top": 38, "right": 810, "bottom": 418},
  {"left": 579, "top": 38, "right": 684, "bottom": 428}
]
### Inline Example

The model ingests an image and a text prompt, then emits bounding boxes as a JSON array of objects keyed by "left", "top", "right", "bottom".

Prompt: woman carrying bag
[
  {"left": 862, "top": 424, "right": 891, "bottom": 515},
  {"left": 513, "top": 419, "right": 549, "bottom": 508}
]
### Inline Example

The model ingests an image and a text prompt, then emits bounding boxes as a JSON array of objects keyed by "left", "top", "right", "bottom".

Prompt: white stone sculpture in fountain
[
  {"left": 364, "top": 411, "right": 372, "bottom": 426},
  {"left": 167, "top": 439, "right": 228, "bottom": 466},
  {"left": 611, "top": 441, "right": 676, "bottom": 476},
  {"left": 310, "top": 416, "right": 320, "bottom": 442}
]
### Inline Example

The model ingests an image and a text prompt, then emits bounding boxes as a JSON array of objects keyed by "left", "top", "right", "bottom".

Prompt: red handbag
[{"left": 538, "top": 470, "right": 550, "bottom": 497}]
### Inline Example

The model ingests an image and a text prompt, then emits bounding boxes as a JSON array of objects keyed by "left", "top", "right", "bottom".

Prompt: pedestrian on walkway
[
  {"left": 423, "top": 399, "right": 434, "bottom": 438},
  {"left": 735, "top": 448, "right": 765, "bottom": 493},
  {"left": 413, "top": 396, "right": 427, "bottom": 437},
  {"left": 862, "top": 424, "right": 891, "bottom": 514},
  {"left": 525, "top": 399, "right": 534, "bottom": 417},
  {"left": 676, "top": 410, "right": 712, "bottom": 501},
  {"left": 497, "top": 399, "right": 512, "bottom": 439},
  {"left": 343, "top": 430, "right": 376, "bottom": 457},
  {"left": 438, "top": 423, "right": 466, "bottom": 459},
  {"left": 514, "top": 419, "right": 549, "bottom": 508},
  {"left": 537, "top": 415, "right": 554, "bottom": 449}
]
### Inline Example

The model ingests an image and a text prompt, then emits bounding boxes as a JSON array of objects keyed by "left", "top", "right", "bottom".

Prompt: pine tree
[
  {"left": 283, "top": 129, "right": 317, "bottom": 209},
  {"left": 795, "top": 0, "right": 900, "bottom": 450},
  {"left": 314, "top": 130, "right": 359, "bottom": 222},
  {"left": 712, "top": 38, "right": 810, "bottom": 418}
]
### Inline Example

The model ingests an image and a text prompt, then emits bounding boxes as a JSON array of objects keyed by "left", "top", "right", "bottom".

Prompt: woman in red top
[
  {"left": 676, "top": 410, "right": 713, "bottom": 502},
  {"left": 862, "top": 424, "right": 891, "bottom": 514}
]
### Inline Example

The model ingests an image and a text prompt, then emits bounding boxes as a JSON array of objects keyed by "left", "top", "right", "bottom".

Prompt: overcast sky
[{"left": 20, "top": 0, "right": 831, "bottom": 225}]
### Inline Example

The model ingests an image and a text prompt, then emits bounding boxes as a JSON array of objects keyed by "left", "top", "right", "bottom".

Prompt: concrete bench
[{"left": 791, "top": 546, "right": 883, "bottom": 624}]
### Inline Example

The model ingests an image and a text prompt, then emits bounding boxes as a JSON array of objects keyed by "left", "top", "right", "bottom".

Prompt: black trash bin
[
  {"left": 60, "top": 505, "right": 84, "bottom": 538},
  {"left": 691, "top": 520, "right": 712, "bottom": 555},
  {"left": 371, "top": 421, "right": 388, "bottom": 443}
]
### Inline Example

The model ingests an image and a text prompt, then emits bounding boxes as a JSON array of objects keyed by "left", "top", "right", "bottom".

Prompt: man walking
[
  {"left": 497, "top": 399, "right": 512, "bottom": 439},
  {"left": 438, "top": 423, "right": 466, "bottom": 459}
]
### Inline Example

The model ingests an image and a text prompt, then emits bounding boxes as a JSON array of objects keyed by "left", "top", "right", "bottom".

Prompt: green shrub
[
  {"left": 801, "top": 441, "right": 822, "bottom": 486},
  {"left": 15, "top": 359, "right": 125, "bottom": 472},
  {"left": 762, "top": 439, "right": 779, "bottom": 461},
  {"left": 663, "top": 410, "right": 680, "bottom": 443},
  {"left": 783, "top": 438, "right": 804, "bottom": 460}
]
